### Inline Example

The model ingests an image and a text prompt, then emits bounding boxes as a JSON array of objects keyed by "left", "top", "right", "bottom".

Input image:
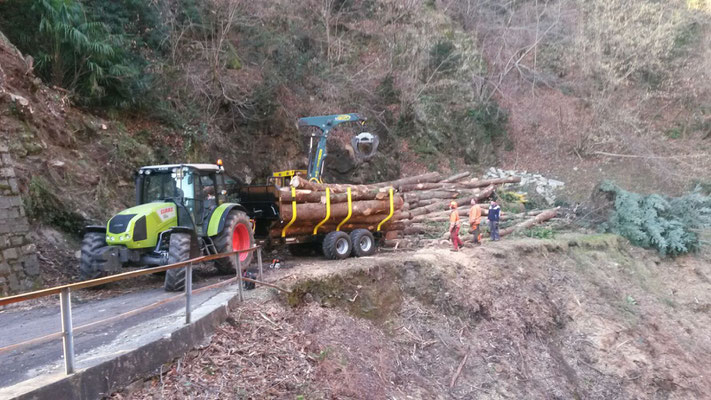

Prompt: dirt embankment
[{"left": 114, "top": 235, "right": 711, "bottom": 400}]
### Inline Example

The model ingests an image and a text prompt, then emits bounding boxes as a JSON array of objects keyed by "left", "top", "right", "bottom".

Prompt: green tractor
[{"left": 80, "top": 162, "right": 261, "bottom": 291}]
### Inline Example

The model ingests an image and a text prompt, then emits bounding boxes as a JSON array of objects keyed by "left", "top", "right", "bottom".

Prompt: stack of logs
[{"left": 272, "top": 171, "right": 558, "bottom": 245}]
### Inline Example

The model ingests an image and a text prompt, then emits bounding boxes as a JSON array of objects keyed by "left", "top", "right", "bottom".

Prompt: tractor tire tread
[
  {"left": 322, "top": 231, "right": 352, "bottom": 260},
  {"left": 164, "top": 232, "right": 191, "bottom": 292},
  {"left": 350, "top": 229, "right": 376, "bottom": 257},
  {"left": 79, "top": 232, "right": 107, "bottom": 281}
]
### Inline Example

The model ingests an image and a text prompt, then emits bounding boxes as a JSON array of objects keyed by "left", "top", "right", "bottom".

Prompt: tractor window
[{"left": 142, "top": 172, "right": 179, "bottom": 203}]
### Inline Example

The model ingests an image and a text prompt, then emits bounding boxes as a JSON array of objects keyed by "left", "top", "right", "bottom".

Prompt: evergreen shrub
[{"left": 600, "top": 181, "right": 711, "bottom": 256}]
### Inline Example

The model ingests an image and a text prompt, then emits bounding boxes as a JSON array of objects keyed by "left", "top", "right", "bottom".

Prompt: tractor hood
[{"left": 106, "top": 202, "right": 178, "bottom": 249}]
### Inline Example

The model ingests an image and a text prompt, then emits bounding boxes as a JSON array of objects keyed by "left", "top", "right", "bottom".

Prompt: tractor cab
[{"left": 135, "top": 163, "right": 224, "bottom": 236}]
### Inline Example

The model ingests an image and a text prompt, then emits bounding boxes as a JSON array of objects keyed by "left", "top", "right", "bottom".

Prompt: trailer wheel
[
  {"left": 322, "top": 231, "right": 352, "bottom": 260},
  {"left": 214, "top": 210, "right": 255, "bottom": 273},
  {"left": 350, "top": 229, "right": 376, "bottom": 257},
  {"left": 164, "top": 232, "right": 191, "bottom": 292}
]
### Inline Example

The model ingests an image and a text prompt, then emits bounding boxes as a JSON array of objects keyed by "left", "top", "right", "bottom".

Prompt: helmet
[{"left": 450, "top": 201, "right": 458, "bottom": 208}]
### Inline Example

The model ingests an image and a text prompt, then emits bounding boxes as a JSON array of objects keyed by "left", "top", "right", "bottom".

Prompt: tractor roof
[{"left": 139, "top": 163, "right": 221, "bottom": 172}]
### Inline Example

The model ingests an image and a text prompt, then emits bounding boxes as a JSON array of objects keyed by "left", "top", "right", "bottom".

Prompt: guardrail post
[
  {"left": 59, "top": 287, "right": 75, "bottom": 374},
  {"left": 185, "top": 262, "right": 193, "bottom": 324},
  {"left": 257, "top": 247, "right": 263, "bottom": 284},
  {"left": 237, "top": 255, "right": 244, "bottom": 302}
]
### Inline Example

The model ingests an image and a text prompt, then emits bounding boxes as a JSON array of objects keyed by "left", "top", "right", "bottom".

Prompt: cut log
[
  {"left": 457, "top": 176, "right": 521, "bottom": 188},
  {"left": 410, "top": 200, "right": 452, "bottom": 217},
  {"left": 279, "top": 196, "right": 405, "bottom": 222},
  {"left": 440, "top": 171, "right": 471, "bottom": 183},
  {"left": 278, "top": 189, "right": 323, "bottom": 203},
  {"left": 403, "top": 226, "right": 427, "bottom": 235},
  {"left": 407, "top": 198, "right": 441, "bottom": 208},
  {"left": 404, "top": 190, "right": 459, "bottom": 203},
  {"left": 290, "top": 176, "right": 392, "bottom": 195},
  {"left": 453, "top": 185, "right": 496, "bottom": 207},
  {"left": 499, "top": 208, "right": 558, "bottom": 236},
  {"left": 278, "top": 188, "right": 389, "bottom": 203},
  {"left": 375, "top": 172, "right": 442, "bottom": 188},
  {"left": 398, "top": 182, "right": 448, "bottom": 192}
]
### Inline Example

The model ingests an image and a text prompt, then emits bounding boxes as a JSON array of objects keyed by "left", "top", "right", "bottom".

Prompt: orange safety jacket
[
  {"left": 450, "top": 209, "right": 461, "bottom": 228},
  {"left": 469, "top": 204, "right": 481, "bottom": 227}
]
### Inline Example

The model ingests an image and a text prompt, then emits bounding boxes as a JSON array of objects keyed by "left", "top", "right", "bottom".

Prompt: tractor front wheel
[
  {"left": 164, "top": 232, "right": 191, "bottom": 292},
  {"left": 214, "top": 210, "right": 255, "bottom": 273},
  {"left": 79, "top": 231, "right": 107, "bottom": 281}
]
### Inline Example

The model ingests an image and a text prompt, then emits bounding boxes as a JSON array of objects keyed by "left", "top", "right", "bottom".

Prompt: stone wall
[{"left": 0, "top": 142, "right": 39, "bottom": 296}]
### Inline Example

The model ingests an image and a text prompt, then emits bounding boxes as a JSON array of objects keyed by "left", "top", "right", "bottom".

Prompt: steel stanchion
[
  {"left": 258, "top": 247, "right": 263, "bottom": 283},
  {"left": 237, "top": 255, "right": 244, "bottom": 302},
  {"left": 185, "top": 263, "right": 193, "bottom": 324},
  {"left": 60, "top": 288, "right": 75, "bottom": 374}
]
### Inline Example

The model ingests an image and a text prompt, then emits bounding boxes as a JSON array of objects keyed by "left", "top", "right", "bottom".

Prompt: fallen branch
[{"left": 450, "top": 349, "right": 470, "bottom": 388}]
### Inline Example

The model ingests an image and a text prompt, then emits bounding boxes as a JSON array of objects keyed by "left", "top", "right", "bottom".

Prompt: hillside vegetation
[{"left": 0, "top": 0, "right": 709, "bottom": 229}]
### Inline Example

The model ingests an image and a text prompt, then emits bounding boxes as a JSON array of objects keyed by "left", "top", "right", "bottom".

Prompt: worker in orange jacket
[
  {"left": 469, "top": 199, "right": 482, "bottom": 244},
  {"left": 449, "top": 201, "right": 463, "bottom": 251}
]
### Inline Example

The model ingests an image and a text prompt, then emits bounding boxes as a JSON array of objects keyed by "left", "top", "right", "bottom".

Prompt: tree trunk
[
  {"left": 440, "top": 171, "right": 471, "bottom": 183},
  {"left": 375, "top": 172, "right": 442, "bottom": 188},
  {"left": 404, "top": 190, "right": 459, "bottom": 203},
  {"left": 499, "top": 208, "right": 558, "bottom": 236},
  {"left": 290, "top": 176, "right": 392, "bottom": 195},
  {"left": 458, "top": 176, "right": 521, "bottom": 188},
  {"left": 279, "top": 196, "right": 405, "bottom": 222}
]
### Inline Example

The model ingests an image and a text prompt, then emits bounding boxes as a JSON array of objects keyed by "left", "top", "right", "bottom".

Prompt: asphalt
[{"left": 0, "top": 274, "right": 235, "bottom": 391}]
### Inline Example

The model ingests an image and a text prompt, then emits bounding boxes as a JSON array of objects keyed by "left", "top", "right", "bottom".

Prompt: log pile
[{"left": 273, "top": 172, "right": 557, "bottom": 246}]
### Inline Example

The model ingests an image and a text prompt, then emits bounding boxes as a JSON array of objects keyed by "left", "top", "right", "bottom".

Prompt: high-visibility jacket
[
  {"left": 450, "top": 210, "right": 461, "bottom": 227},
  {"left": 469, "top": 205, "right": 481, "bottom": 226}
]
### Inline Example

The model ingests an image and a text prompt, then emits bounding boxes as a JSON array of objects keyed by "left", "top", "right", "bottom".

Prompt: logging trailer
[{"left": 79, "top": 114, "right": 393, "bottom": 291}]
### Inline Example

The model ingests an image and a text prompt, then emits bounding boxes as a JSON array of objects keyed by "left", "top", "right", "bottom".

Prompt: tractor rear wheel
[
  {"left": 214, "top": 210, "right": 255, "bottom": 273},
  {"left": 79, "top": 231, "right": 107, "bottom": 281},
  {"left": 164, "top": 232, "right": 191, "bottom": 292},
  {"left": 322, "top": 231, "right": 352, "bottom": 260},
  {"left": 350, "top": 229, "right": 376, "bottom": 257}
]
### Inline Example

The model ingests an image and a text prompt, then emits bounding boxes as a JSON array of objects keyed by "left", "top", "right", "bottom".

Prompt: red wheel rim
[{"left": 232, "top": 223, "right": 251, "bottom": 262}]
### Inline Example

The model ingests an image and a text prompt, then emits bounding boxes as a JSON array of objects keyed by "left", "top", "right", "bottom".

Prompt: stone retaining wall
[{"left": 0, "top": 142, "right": 39, "bottom": 295}]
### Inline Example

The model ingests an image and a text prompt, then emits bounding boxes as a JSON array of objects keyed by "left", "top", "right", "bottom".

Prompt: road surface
[{"left": 0, "top": 274, "right": 236, "bottom": 389}]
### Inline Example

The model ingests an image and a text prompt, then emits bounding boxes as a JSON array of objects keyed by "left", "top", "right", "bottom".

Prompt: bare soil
[{"left": 112, "top": 235, "right": 711, "bottom": 399}]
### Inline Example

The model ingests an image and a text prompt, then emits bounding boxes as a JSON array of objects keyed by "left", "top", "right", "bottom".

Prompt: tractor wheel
[
  {"left": 214, "top": 210, "right": 255, "bottom": 274},
  {"left": 322, "top": 231, "right": 352, "bottom": 260},
  {"left": 79, "top": 231, "right": 107, "bottom": 281},
  {"left": 164, "top": 232, "right": 191, "bottom": 292},
  {"left": 350, "top": 229, "right": 376, "bottom": 257}
]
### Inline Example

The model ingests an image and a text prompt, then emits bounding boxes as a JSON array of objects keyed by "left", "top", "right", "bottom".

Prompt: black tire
[
  {"left": 214, "top": 210, "right": 255, "bottom": 273},
  {"left": 288, "top": 242, "right": 322, "bottom": 257},
  {"left": 350, "top": 229, "right": 376, "bottom": 257},
  {"left": 79, "top": 231, "right": 107, "bottom": 281},
  {"left": 322, "top": 231, "right": 352, "bottom": 260},
  {"left": 164, "top": 232, "right": 191, "bottom": 292}
]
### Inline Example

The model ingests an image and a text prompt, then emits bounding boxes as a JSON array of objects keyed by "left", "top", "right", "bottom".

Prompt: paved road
[{"left": 0, "top": 275, "right": 232, "bottom": 388}]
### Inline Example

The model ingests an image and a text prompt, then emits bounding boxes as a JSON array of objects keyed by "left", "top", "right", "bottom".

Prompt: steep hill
[
  {"left": 1, "top": 0, "right": 710, "bottom": 287},
  {"left": 116, "top": 235, "right": 711, "bottom": 399}
]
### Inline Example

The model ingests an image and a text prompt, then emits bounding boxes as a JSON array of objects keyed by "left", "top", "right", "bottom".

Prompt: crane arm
[{"left": 298, "top": 113, "right": 364, "bottom": 182}]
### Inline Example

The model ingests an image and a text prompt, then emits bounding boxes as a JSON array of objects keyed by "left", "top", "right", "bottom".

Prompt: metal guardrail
[{"left": 0, "top": 246, "right": 264, "bottom": 375}]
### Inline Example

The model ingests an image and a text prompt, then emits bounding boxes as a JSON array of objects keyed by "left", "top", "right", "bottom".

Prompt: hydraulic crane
[{"left": 271, "top": 113, "right": 379, "bottom": 185}]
